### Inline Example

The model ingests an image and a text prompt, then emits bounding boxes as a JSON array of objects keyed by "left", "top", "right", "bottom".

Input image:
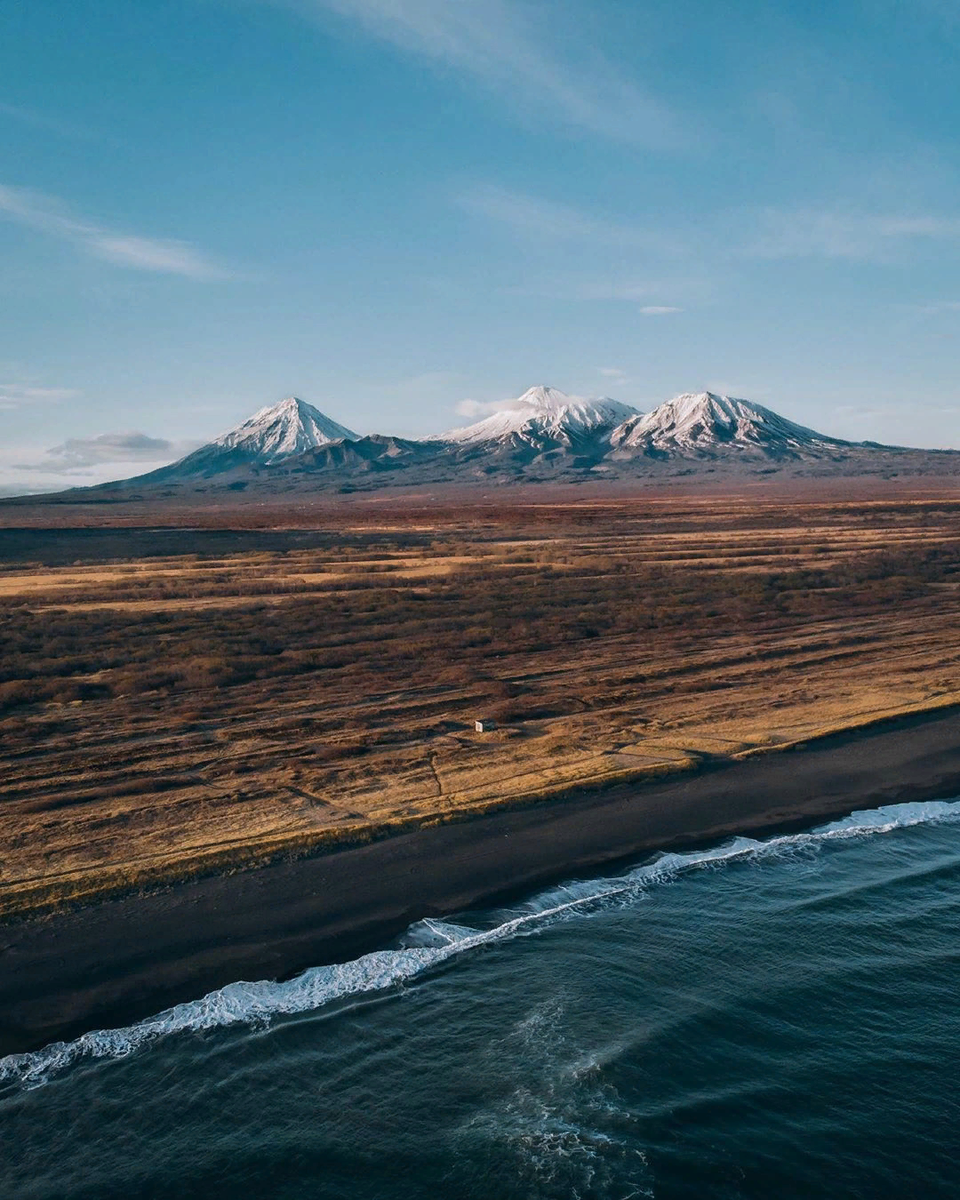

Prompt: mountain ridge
[
  {"left": 609, "top": 391, "right": 854, "bottom": 460},
  {"left": 5, "top": 386, "right": 953, "bottom": 502},
  {"left": 215, "top": 396, "right": 358, "bottom": 459},
  {"left": 440, "top": 385, "right": 640, "bottom": 448},
  {"left": 144, "top": 396, "right": 358, "bottom": 480}
]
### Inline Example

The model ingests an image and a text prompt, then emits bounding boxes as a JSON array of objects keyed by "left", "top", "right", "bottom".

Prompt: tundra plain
[{"left": 3, "top": 484, "right": 960, "bottom": 920}]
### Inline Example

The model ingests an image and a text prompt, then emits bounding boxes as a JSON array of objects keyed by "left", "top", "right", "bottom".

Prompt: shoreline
[{"left": 3, "top": 704, "right": 960, "bottom": 1057}]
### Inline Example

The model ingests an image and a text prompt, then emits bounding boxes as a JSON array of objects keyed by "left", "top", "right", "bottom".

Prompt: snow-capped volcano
[
  {"left": 442, "top": 385, "right": 639, "bottom": 447},
  {"left": 610, "top": 392, "right": 849, "bottom": 459},
  {"left": 212, "top": 396, "right": 357, "bottom": 463},
  {"left": 138, "top": 396, "right": 359, "bottom": 481},
  {"left": 42, "top": 382, "right": 944, "bottom": 503}
]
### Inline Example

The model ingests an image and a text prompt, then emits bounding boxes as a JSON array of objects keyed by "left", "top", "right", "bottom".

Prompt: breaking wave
[{"left": 3, "top": 797, "right": 959, "bottom": 1090}]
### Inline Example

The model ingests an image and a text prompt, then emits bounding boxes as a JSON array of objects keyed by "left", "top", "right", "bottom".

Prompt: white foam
[
  {"left": 815, "top": 799, "right": 960, "bottom": 836},
  {"left": 3, "top": 797, "right": 958, "bottom": 1089}
]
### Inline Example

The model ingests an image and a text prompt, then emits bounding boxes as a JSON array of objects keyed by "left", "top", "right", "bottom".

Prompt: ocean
[{"left": 2, "top": 798, "right": 960, "bottom": 1199}]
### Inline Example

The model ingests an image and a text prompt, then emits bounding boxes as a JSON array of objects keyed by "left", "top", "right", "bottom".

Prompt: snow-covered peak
[
  {"left": 213, "top": 396, "right": 358, "bottom": 462},
  {"left": 515, "top": 385, "right": 575, "bottom": 409},
  {"left": 441, "top": 385, "right": 640, "bottom": 445},
  {"left": 611, "top": 391, "right": 843, "bottom": 456}
]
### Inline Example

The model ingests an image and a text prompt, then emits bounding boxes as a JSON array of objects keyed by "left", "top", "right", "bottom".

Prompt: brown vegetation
[{"left": 2, "top": 486, "right": 960, "bottom": 917}]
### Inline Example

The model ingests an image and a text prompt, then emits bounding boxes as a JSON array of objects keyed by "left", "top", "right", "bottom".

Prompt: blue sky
[{"left": 2, "top": 0, "right": 960, "bottom": 491}]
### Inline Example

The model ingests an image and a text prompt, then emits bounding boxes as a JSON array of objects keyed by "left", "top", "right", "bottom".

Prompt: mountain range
[{"left": 15, "top": 386, "right": 960, "bottom": 500}]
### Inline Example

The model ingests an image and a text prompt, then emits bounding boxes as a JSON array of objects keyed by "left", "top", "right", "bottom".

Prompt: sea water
[{"left": 2, "top": 798, "right": 960, "bottom": 1199}]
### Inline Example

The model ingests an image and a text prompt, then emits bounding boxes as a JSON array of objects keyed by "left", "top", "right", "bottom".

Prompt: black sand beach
[{"left": 3, "top": 704, "right": 960, "bottom": 1056}]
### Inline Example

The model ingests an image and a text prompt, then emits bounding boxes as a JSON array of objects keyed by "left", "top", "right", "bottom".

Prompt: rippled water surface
[{"left": 3, "top": 799, "right": 960, "bottom": 1199}]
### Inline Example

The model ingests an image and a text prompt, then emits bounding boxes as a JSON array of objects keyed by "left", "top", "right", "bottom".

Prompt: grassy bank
[{"left": 3, "top": 488, "right": 960, "bottom": 921}]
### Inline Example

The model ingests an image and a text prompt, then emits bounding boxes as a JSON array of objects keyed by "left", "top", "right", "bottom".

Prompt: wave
[{"left": 3, "top": 796, "right": 959, "bottom": 1090}]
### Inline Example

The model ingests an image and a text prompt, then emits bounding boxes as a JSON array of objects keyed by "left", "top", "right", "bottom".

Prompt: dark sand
[{"left": 3, "top": 705, "right": 960, "bottom": 1056}]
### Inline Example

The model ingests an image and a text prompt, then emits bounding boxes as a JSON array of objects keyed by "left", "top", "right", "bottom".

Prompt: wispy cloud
[
  {"left": 639, "top": 305, "right": 682, "bottom": 315},
  {"left": 0, "top": 184, "right": 232, "bottom": 279},
  {"left": 460, "top": 183, "right": 960, "bottom": 281},
  {"left": 0, "top": 429, "right": 201, "bottom": 496},
  {"left": 458, "top": 184, "right": 683, "bottom": 254},
  {"left": 454, "top": 398, "right": 505, "bottom": 419},
  {"left": 0, "top": 443, "right": 184, "bottom": 497},
  {"left": 510, "top": 279, "right": 665, "bottom": 302},
  {"left": 914, "top": 300, "right": 960, "bottom": 315},
  {"left": 276, "top": 0, "right": 680, "bottom": 146},
  {"left": 45, "top": 431, "right": 198, "bottom": 468},
  {"left": 0, "top": 381, "right": 79, "bottom": 411},
  {"left": 748, "top": 207, "right": 960, "bottom": 261},
  {"left": 903, "top": 0, "right": 960, "bottom": 31},
  {"left": 598, "top": 367, "right": 627, "bottom": 380},
  {"left": 0, "top": 101, "right": 104, "bottom": 142}
]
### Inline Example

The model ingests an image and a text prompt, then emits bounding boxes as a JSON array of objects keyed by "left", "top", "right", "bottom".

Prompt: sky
[{"left": 2, "top": 0, "right": 960, "bottom": 493}]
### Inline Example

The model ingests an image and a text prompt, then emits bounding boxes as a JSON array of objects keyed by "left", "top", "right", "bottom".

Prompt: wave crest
[{"left": 3, "top": 797, "right": 958, "bottom": 1089}]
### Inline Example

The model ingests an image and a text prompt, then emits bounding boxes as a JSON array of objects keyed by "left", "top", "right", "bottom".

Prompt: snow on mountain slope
[
  {"left": 212, "top": 396, "right": 358, "bottom": 462},
  {"left": 441, "top": 386, "right": 639, "bottom": 447},
  {"left": 610, "top": 392, "right": 849, "bottom": 459},
  {"left": 62, "top": 384, "right": 937, "bottom": 502},
  {"left": 136, "top": 396, "right": 360, "bottom": 481}
]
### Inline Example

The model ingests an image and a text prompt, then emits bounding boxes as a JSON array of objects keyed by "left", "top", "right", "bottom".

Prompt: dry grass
[{"left": 2, "top": 486, "right": 960, "bottom": 917}]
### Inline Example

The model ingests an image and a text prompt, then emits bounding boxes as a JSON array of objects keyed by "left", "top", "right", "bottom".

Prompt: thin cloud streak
[
  {"left": 500, "top": 274, "right": 709, "bottom": 307},
  {"left": 0, "top": 184, "right": 232, "bottom": 279},
  {"left": 748, "top": 207, "right": 960, "bottom": 260},
  {"left": 915, "top": 300, "right": 960, "bottom": 315},
  {"left": 45, "top": 431, "right": 200, "bottom": 468},
  {"left": 454, "top": 398, "right": 505, "bottom": 419},
  {"left": 0, "top": 429, "right": 200, "bottom": 495},
  {"left": 457, "top": 184, "right": 684, "bottom": 255},
  {"left": 0, "top": 101, "right": 103, "bottom": 141},
  {"left": 0, "top": 382, "right": 79, "bottom": 411},
  {"left": 276, "top": 0, "right": 681, "bottom": 147},
  {"left": 460, "top": 183, "right": 960, "bottom": 272}
]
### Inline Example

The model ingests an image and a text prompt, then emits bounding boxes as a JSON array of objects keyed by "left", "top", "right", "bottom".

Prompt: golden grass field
[{"left": 3, "top": 484, "right": 960, "bottom": 917}]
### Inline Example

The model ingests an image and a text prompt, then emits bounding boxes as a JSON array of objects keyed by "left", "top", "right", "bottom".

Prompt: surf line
[{"left": 3, "top": 797, "right": 959, "bottom": 1090}]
